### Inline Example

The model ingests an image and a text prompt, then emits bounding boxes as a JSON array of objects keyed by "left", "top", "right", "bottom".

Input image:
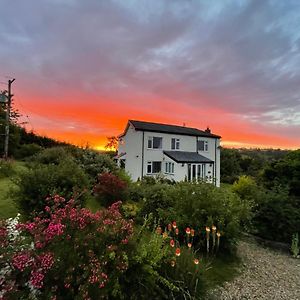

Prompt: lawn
[{"left": 0, "top": 176, "right": 18, "bottom": 219}]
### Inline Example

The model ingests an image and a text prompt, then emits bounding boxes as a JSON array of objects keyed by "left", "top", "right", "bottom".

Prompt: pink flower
[
  {"left": 30, "top": 271, "right": 44, "bottom": 289},
  {"left": 39, "top": 252, "right": 54, "bottom": 270},
  {"left": 12, "top": 252, "right": 31, "bottom": 271}
]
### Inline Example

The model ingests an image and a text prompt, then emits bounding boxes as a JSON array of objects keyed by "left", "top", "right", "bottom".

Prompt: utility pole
[{"left": 3, "top": 78, "right": 15, "bottom": 160}]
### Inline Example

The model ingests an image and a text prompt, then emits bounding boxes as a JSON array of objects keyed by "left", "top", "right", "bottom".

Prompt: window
[
  {"left": 147, "top": 161, "right": 162, "bottom": 174},
  {"left": 197, "top": 140, "right": 208, "bottom": 151},
  {"left": 165, "top": 162, "right": 174, "bottom": 174},
  {"left": 171, "top": 138, "right": 180, "bottom": 150},
  {"left": 148, "top": 137, "right": 163, "bottom": 149}
]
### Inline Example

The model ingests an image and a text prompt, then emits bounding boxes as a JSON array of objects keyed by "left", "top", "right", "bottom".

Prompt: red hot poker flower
[
  {"left": 170, "top": 239, "right": 175, "bottom": 247},
  {"left": 191, "top": 229, "right": 195, "bottom": 237},
  {"left": 172, "top": 221, "right": 177, "bottom": 229},
  {"left": 175, "top": 228, "right": 179, "bottom": 235},
  {"left": 185, "top": 227, "right": 191, "bottom": 235},
  {"left": 175, "top": 248, "right": 181, "bottom": 256}
]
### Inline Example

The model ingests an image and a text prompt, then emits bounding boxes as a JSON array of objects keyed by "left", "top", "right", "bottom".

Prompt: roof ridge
[{"left": 129, "top": 119, "right": 204, "bottom": 131}]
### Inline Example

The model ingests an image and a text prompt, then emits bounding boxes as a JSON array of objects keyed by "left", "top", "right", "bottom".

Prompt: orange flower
[
  {"left": 170, "top": 260, "right": 176, "bottom": 267},
  {"left": 185, "top": 227, "right": 191, "bottom": 235},
  {"left": 172, "top": 221, "right": 177, "bottom": 229},
  {"left": 163, "top": 232, "right": 168, "bottom": 239},
  {"left": 175, "top": 228, "right": 179, "bottom": 235},
  {"left": 212, "top": 225, "right": 216, "bottom": 232},
  {"left": 205, "top": 226, "right": 211, "bottom": 233},
  {"left": 194, "top": 259, "right": 199, "bottom": 265},
  {"left": 170, "top": 239, "right": 175, "bottom": 248},
  {"left": 187, "top": 242, "right": 192, "bottom": 248},
  {"left": 156, "top": 226, "right": 162, "bottom": 234},
  {"left": 191, "top": 229, "right": 195, "bottom": 237},
  {"left": 217, "top": 232, "right": 221, "bottom": 237},
  {"left": 175, "top": 248, "right": 181, "bottom": 257},
  {"left": 167, "top": 223, "right": 172, "bottom": 231}
]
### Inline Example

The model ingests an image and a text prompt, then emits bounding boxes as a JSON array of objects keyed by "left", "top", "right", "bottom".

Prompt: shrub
[
  {"left": 159, "top": 182, "right": 252, "bottom": 251},
  {"left": 252, "top": 186, "right": 300, "bottom": 243},
  {"left": 32, "top": 146, "right": 71, "bottom": 165},
  {"left": 0, "top": 159, "right": 15, "bottom": 179},
  {"left": 14, "top": 143, "right": 43, "bottom": 159},
  {"left": 14, "top": 158, "right": 90, "bottom": 216},
  {"left": 70, "top": 148, "right": 117, "bottom": 181},
  {"left": 0, "top": 198, "right": 133, "bottom": 299},
  {"left": 94, "top": 172, "right": 128, "bottom": 207}
]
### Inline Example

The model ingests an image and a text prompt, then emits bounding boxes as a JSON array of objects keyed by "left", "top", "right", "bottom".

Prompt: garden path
[{"left": 207, "top": 237, "right": 300, "bottom": 300}]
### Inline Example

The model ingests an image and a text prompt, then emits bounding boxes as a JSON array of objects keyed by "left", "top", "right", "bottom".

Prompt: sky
[{"left": 0, "top": 0, "right": 300, "bottom": 150}]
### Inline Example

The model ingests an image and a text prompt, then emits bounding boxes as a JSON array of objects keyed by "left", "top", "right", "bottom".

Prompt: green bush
[
  {"left": 252, "top": 186, "right": 300, "bottom": 243},
  {"left": 14, "top": 158, "right": 90, "bottom": 216},
  {"left": 0, "top": 159, "right": 15, "bottom": 179},
  {"left": 133, "top": 181, "right": 251, "bottom": 251},
  {"left": 160, "top": 182, "right": 251, "bottom": 251},
  {"left": 32, "top": 146, "right": 70, "bottom": 165},
  {"left": 117, "top": 220, "right": 177, "bottom": 299},
  {"left": 70, "top": 148, "right": 117, "bottom": 181},
  {"left": 14, "top": 143, "right": 43, "bottom": 159}
]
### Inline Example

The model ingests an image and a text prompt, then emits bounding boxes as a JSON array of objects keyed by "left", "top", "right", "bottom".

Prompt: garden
[{"left": 0, "top": 146, "right": 299, "bottom": 299}]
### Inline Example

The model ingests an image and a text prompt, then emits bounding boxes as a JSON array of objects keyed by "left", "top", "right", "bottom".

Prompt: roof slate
[
  {"left": 163, "top": 151, "right": 213, "bottom": 163},
  {"left": 129, "top": 120, "right": 221, "bottom": 138}
]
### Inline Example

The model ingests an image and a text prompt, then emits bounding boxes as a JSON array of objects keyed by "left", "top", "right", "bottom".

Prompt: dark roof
[
  {"left": 128, "top": 120, "right": 221, "bottom": 138},
  {"left": 163, "top": 151, "right": 213, "bottom": 163}
]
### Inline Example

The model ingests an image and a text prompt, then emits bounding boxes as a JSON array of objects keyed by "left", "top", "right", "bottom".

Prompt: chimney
[{"left": 205, "top": 126, "right": 211, "bottom": 133}]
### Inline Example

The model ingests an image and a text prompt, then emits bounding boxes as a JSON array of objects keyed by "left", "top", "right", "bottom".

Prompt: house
[{"left": 116, "top": 120, "right": 221, "bottom": 186}]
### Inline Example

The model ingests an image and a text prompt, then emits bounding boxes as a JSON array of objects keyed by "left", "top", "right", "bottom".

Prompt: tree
[{"left": 105, "top": 136, "right": 118, "bottom": 151}]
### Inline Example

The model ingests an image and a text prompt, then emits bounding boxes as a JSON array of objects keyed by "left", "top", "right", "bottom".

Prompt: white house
[{"left": 116, "top": 120, "right": 221, "bottom": 186}]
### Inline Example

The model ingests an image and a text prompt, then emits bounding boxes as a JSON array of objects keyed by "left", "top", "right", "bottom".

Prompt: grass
[
  {"left": 203, "top": 252, "right": 241, "bottom": 291},
  {"left": 0, "top": 160, "right": 28, "bottom": 219}
]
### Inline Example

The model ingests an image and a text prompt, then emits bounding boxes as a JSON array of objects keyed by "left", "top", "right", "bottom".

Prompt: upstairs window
[
  {"left": 198, "top": 140, "right": 208, "bottom": 151},
  {"left": 148, "top": 137, "right": 163, "bottom": 149},
  {"left": 147, "top": 161, "right": 162, "bottom": 174},
  {"left": 171, "top": 138, "right": 180, "bottom": 150}
]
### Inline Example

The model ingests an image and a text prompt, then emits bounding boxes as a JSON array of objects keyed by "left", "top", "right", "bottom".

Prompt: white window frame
[
  {"left": 165, "top": 162, "right": 175, "bottom": 174},
  {"left": 171, "top": 138, "right": 180, "bottom": 150},
  {"left": 198, "top": 140, "right": 208, "bottom": 152},
  {"left": 147, "top": 136, "right": 163, "bottom": 149},
  {"left": 147, "top": 161, "right": 162, "bottom": 174}
]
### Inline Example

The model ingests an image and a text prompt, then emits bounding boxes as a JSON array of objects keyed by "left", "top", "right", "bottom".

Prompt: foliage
[
  {"left": 94, "top": 172, "right": 128, "bottom": 207},
  {"left": 232, "top": 175, "right": 258, "bottom": 201},
  {"left": 70, "top": 147, "right": 117, "bottom": 181},
  {"left": 160, "top": 182, "right": 252, "bottom": 251},
  {"left": 105, "top": 136, "right": 118, "bottom": 151},
  {"left": 252, "top": 186, "right": 300, "bottom": 243},
  {"left": 118, "top": 220, "right": 176, "bottom": 299},
  {"left": 0, "top": 198, "right": 133, "bottom": 299},
  {"left": 220, "top": 148, "right": 242, "bottom": 183},
  {"left": 132, "top": 181, "right": 251, "bottom": 251},
  {"left": 263, "top": 149, "right": 300, "bottom": 198},
  {"left": 14, "top": 143, "right": 43, "bottom": 159},
  {"left": 32, "top": 146, "right": 71, "bottom": 165},
  {"left": 220, "top": 147, "right": 290, "bottom": 183},
  {"left": 291, "top": 233, "right": 299, "bottom": 258},
  {"left": 14, "top": 158, "right": 90, "bottom": 216},
  {"left": 0, "top": 159, "right": 15, "bottom": 179}
]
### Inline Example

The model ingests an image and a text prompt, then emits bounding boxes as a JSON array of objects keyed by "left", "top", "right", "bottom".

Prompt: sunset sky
[{"left": 0, "top": 0, "right": 299, "bottom": 150}]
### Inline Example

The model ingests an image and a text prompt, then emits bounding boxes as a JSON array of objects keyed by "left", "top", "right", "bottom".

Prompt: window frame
[
  {"left": 197, "top": 140, "right": 208, "bottom": 152},
  {"left": 147, "top": 136, "right": 163, "bottom": 149},
  {"left": 171, "top": 138, "right": 180, "bottom": 150},
  {"left": 165, "top": 162, "right": 175, "bottom": 174},
  {"left": 147, "top": 161, "right": 162, "bottom": 174}
]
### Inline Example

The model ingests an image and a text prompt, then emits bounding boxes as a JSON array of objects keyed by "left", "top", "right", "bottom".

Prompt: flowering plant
[{"left": 1, "top": 196, "right": 133, "bottom": 299}]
